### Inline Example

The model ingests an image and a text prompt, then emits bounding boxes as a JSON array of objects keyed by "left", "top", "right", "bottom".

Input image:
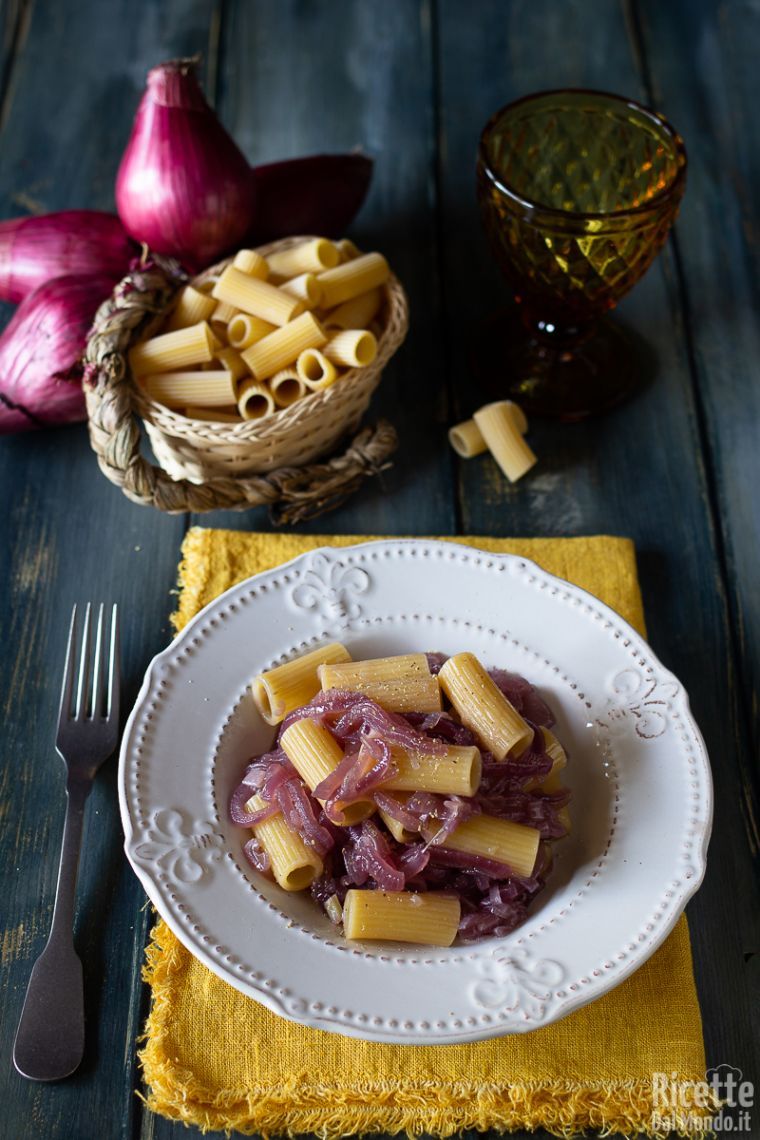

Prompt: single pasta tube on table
[
  {"left": 296, "top": 348, "right": 339, "bottom": 391},
  {"left": 381, "top": 744, "right": 482, "bottom": 797},
  {"left": 165, "top": 285, "right": 217, "bottom": 331},
  {"left": 474, "top": 400, "right": 536, "bottom": 483},
  {"left": 212, "top": 266, "right": 304, "bottom": 326},
  {"left": 270, "top": 368, "right": 306, "bottom": 407},
  {"left": 246, "top": 793, "right": 323, "bottom": 891},
  {"left": 267, "top": 238, "right": 340, "bottom": 277},
  {"left": 317, "top": 252, "right": 390, "bottom": 309},
  {"left": 438, "top": 652, "right": 533, "bottom": 760},
  {"left": 242, "top": 312, "right": 327, "bottom": 381},
  {"left": 251, "top": 642, "right": 352, "bottom": 725},
  {"left": 448, "top": 418, "right": 488, "bottom": 459},
  {"left": 227, "top": 312, "right": 277, "bottom": 350},
  {"left": 232, "top": 248, "right": 269, "bottom": 278},
  {"left": 141, "top": 369, "right": 237, "bottom": 408},
  {"left": 184, "top": 406, "right": 242, "bottom": 422},
  {"left": 324, "top": 329, "right": 377, "bottom": 368},
  {"left": 237, "top": 379, "right": 276, "bottom": 421},
  {"left": 376, "top": 791, "right": 418, "bottom": 843},
  {"left": 213, "top": 347, "right": 248, "bottom": 381},
  {"left": 280, "top": 719, "right": 375, "bottom": 825},
  {"left": 322, "top": 287, "right": 382, "bottom": 331},
  {"left": 279, "top": 273, "right": 323, "bottom": 308},
  {"left": 438, "top": 814, "right": 541, "bottom": 879},
  {"left": 342, "top": 889, "right": 461, "bottom": 946},
  {"left": 129, "top": 321, "right": 216, "bottom": 375},
  {"left": 319, "top": 653, "right": 442, "bottom": 715}
]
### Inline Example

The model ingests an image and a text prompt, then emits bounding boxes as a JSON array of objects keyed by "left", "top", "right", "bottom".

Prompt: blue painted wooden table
[{"left": 1, "top": 2, "right": 758, "bottom": 1137}]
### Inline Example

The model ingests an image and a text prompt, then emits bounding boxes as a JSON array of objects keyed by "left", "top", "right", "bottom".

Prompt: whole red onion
[
  {"left": 116, "top": 58, "right": 253, "bottom": 267},
  {"left": 0, "top": 274, "right": 114, "bottom": 434},
  {"left": 0, "top": 211, "right": 136, "bottom": 303},
  {"left": 248, "top": 153, "right": 373, "bottom": 243}
]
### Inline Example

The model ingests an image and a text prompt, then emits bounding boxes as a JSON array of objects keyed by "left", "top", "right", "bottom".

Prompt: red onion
[
  {"left": 0, "top": 211, "right": 135, "bottom": 303},
  {"left": 0, "top": 273, "right": 116, "bottom": 434},
  {"left": 243, "top": 836, "right": 271, "bottom": 874},
  {"left": 116, "top": 58, "right": 252, "bottom": 267},
  {"left": 248, "top": 153, "right": 373, "bottom": 243}
]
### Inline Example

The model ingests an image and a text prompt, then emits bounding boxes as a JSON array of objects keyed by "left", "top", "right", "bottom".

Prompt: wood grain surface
[{"left": 0, "top": 2, "right": 757, "bottom": 1138}]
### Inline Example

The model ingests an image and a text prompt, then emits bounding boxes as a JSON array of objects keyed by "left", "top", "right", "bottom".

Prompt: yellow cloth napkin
[{"left": 139, "top": 528, "right": 713, "bottom": 1137}]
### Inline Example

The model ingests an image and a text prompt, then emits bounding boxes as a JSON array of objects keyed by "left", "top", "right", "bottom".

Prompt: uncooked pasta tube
[
  {"left": 267, "top": 238, "right": 340, "bottom": 277},
  {"left": 232, "top": 249, "right": 269, "bottom": 279},
  {"left": 270, "top": 368, "right": 307, "bottom": 407},
  {"left": 214, "top": 347, "right": 248, "bottom": 381},
  {"left": 474, "top": 401, "right": 536, "bottom": 482},
  {"left": 141, "top": 369, "right": 237, "bottom": 408},
  {"left": 212, "top": 266, "right": 304, "bottom": 326},
  {"left": 324, "top": 329, "right": 377, "bottom": 368},
  {"left": 241, "top": 313, "right": 327, "bottom": 381},
  {"left": 296, "top": 349, "right": 339, "bottom": 391},
  {"left": 279, "top": 273, "right": 323, "bottom": 308},
  {"left": 237, "top": 379, "right": 276, "bottom": 421},
  {"left": 129, "top": 321, "right": 216, "bottom": 375},
  {"left": 317, "top": 252, "right": 389, "bottom": 309},
  {"left": 227, "top": 312, "right": 277, "bottom": 350},
  {"left": 322, "top": 287, "right": 382, "bottom": 331},
  {"left": 165, "top": 285, "right": 217, "bottom": 331}
]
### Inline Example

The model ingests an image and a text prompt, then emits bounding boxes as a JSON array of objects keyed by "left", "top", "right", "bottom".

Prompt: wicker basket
[{"left": 84, "top": 237, "right": 407, "bottom": 519}]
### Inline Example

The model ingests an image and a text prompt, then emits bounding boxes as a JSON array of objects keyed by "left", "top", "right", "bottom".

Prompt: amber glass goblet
[{"left": 476, "top": 89, "right": 687, "bottom": 418}]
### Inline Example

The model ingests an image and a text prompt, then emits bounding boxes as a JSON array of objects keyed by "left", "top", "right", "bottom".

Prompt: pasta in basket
[
  {"left": 129, "top": 236, "right": 392, "bottom": 424},
  {"left": 230, "top": 647, "right": 571, "bottom": 947}
]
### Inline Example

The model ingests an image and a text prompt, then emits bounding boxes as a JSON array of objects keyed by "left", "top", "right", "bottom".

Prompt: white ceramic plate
[{"left": 119, "top": 539, "right": 712, "bottom": 1043}]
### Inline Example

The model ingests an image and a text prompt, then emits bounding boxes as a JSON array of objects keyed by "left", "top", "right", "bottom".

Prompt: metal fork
[{"left": 13, "top": 604, "right": 120, "bottom": 1082}]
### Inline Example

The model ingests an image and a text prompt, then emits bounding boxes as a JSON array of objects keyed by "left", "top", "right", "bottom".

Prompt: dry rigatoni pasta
[
  {"left": 270, "top": 368, "right": 306, "bottom": 407},
  {"left": 227, "top": 312, "right": 277, "bottom": 350},
  {"left": 382, "top": 744, "right": 482, "bottom": 797},
  {"left": 129, "top": 321, "right": 216, "bottom": 375},
  {"left": 317, "top": 252, "right": 389, "bottom": 309},
  {"left": 232, "top": 248, "right": 269, "bottom": 278},
  {"left": 342, "top": 889, "right": 460, "bottom": 946},
  {"left": 210, "top": 300, "right": 238, "bottom": 328},
  {"left": 246, "top": 794, "right": 323, "bottom": 891},
  {"left": 242, "top": 312, "right": 327, "bottom": 381},
  {"left": 213, "top": 347, "right": 248, "bottom": 381},
  {"left": 140, "top": 369, "right": 237, "bottom": 408},
  {"left": 237, "top": 379, "right": 275, "bottom": 421},
  {"left": 212, "top": 266, "right": 304, "bottom": 326},
  {"left": 439, "top": 814, "right": 541, "bottom": 879},
  {"left": 474, "top": 401, "right": 536, "bottom": 483},
  {"left": 296, "top": 348, "right": 339, "bottom": 391},
  {"left": 319, "top": 653, "right": 442, "bottom": 714},
  {"left": 280, "top": 719, "right": 374, "bottom": 826},
  {"left": 251, "top": 642, "right": 352, "bottom": 725},
  {"left": 267, "top": 238, "right": 339, "bottom": 277},
  {"left": 322, "top": 287, "right": 382, "bottom": 331},
  {"left": 279, "top": 273, "right": 323, "bottom": 308},
  {"left": 448, "top": 418, "right": 488, "bottom": 459},
  {"left": 184, "top": 405, "right": 242, "bottom": 422},
  {"left": 438, "top": 652, "right": 533, "bottom": 759},
  {"left": 336, "top": 237, "right": 361, "bottom": 262},
  {"left": 324, "top": 329, "right": 377, "bottom": 368},
  {"left": 165, "top": 285, "right": 217, "bottom": 331}
]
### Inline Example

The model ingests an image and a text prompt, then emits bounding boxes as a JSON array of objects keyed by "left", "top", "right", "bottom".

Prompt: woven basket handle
[{"left": 83, "top": 256, "right": 397, "bottom": 524}]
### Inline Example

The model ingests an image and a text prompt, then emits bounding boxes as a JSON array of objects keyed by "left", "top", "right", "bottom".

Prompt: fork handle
[{"left": 13, "top": 778, "right": 92, "bottom": 1081}]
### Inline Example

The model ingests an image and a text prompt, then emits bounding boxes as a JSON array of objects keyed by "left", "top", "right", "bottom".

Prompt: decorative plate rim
[{"left": 119, "top": 538, "right": 713, "bottom": 1043}]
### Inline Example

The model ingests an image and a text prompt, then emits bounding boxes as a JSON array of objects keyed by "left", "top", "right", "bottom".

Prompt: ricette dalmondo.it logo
[{"left": 651, "top": 1065, "right": 754, "bottom": 1132}]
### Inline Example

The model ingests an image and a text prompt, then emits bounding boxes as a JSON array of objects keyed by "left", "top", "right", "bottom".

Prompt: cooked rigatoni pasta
[
  {"left": 252, "top": 642, "right": 351, "bottom": 724},
  {"left": 247, "top": 794, "right": 323, "bottom": 890},
  {"left": 296, "top": 348, "right": 339, "bottom": 391},
  {"left": 317, "top": 251, "right": 390, "bottom": 309},
  {"left": 212, "top": 266, "right": 304, "bottom": 326},
  {"left": 319, "top": 653, "right": 442, "bottom": 714},
  {"left": 448, "top": 418, "right": 488, "bottom": 459},
  {"left": 324, "top": 329, "right": 377, "bottom": 368},
  {"left": 270, "top": 368, "right": 306, "bottom": 407},
  {"left": 227, "top": 312, "right": 277, "bottom": 350},
  {"left": 237, "top": 379, "right": 276, "bottom": 421},
  {"left": 382, "top": 744, "right": 482, "bottom": 797},
  {"left": 279, "top": 273, "right": 323, "bottom": 308},
  {"left": 473, "top": 401, "right": 536, "bottom": 483},
  {"left": 322, "top": 287, "right": 382, "bottom": 331},
  {"left": 376, "top": 792, "right": 418, "bottom": 843},
  {"left": 242, "top": 312, "right": 327, "bottom": 381},
  {"left": 438, "top": 653, "right": 533, "bottom": 760},
  {"left": 280, "top": 719, "right": 374, "bottom": 825},
  {"left": 342, "top": 889, "right": 460, "bottom": 946},
  {"left": 140, "top": 369, "right": 237, "bottom": 408},
  {"left": 165, "top": 285, "right": 217, "bottom": 331},
  {"left": 232, "top": 248, "right": 269, "bottom": 278},
  {"left": 129, "top": 321, "right": 216, "bottom": 376},
  {"left": 267, "top": 238, "right": 339, "bottom": 277},
  {"left": 214, "top": 347, "right": 248, "bottom": 381},
  {"left": 439, "top": 814, "right": 540, "bottom": 879}
]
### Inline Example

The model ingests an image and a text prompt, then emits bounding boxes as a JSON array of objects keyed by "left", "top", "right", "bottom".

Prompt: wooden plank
[
  {"left": 0, "top": 1, "right": 219, "bottom": 1137},
  {"left": 436, "top": 0, "right": 759, "bottom": 1099},
  {"left": 634, "top": 0, "right": 760, "bottom": 856},
  {"left": 191, "top": 0, "right": 456, "bottom": 540}
]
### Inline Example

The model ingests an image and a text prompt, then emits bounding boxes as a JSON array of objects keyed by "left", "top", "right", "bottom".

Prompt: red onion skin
[
  {"left": 0, "top": 273, "right": 116, "bottom": 434},
  {"left": 0, "top": 212, "right": 135, "bottom": 304},
  {"left": 116, "top": 59, "right": 253, "bottom": 267},
  {"left": 247, "top": 153, "right": 373, "bottom": 243}
]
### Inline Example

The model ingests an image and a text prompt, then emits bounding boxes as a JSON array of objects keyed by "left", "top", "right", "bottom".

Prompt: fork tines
[{"left": 59, "top": 603, "right": 120, "bottom": 726}]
